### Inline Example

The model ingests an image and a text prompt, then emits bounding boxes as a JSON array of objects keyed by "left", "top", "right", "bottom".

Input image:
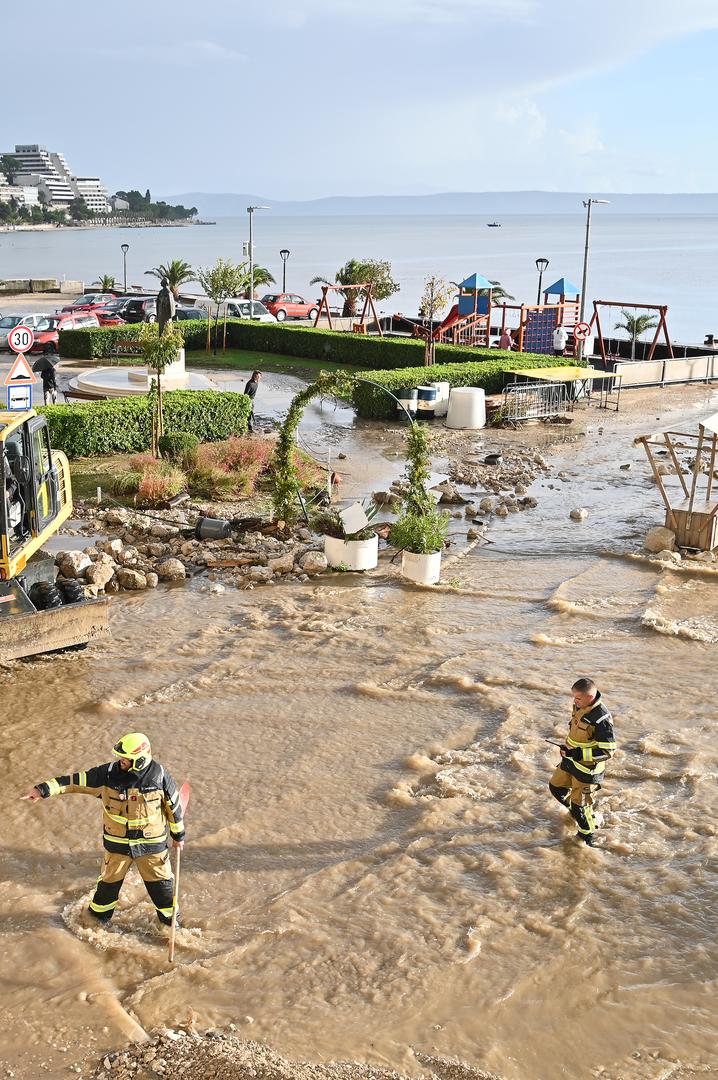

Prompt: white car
[
  {"left": 226, "top": 300, "right": 276, "bottom": 323},
  {"left": 0, "top": 312, "right": 50, "bottom": 350}
]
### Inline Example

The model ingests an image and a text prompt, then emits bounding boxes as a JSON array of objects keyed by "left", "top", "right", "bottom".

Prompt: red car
[
  {"left": 30, "top": 312, "right": 100, "bottom": 353},
  {"left": 261, "top": 293, "right": 319, "bottom": 322},
  {"left": 94, "top": 306, "right": 126, "bottom": 326},
  {"left": 61, "top": 292, "right": 116, "bottom": 313}
]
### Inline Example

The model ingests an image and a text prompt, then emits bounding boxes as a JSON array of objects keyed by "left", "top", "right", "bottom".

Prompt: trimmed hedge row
[
  {"left": 351, "top": 357, "right": 579, "bottom": 419},
  {"left": 40, "top": 389, "right": 251, "bottom": 457},
  {"left": 59, "top": 319, "right": 547, "bottom": 371}
]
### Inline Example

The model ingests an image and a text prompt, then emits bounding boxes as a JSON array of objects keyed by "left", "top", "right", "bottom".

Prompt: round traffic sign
[
  {"left": 7, "top": 324, "right": 35, "bottom": 353},
  {"left": 574, "top": 322, "right": 591, "bottom": 341}
]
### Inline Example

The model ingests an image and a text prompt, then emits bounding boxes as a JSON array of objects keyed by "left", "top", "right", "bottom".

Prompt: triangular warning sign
[{"left": 4, "top": 353, "right": 37, "bottom": 386}]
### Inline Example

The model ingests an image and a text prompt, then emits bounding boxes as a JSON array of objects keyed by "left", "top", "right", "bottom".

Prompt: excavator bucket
[{"left": 0, "top": 579, "right": 109, "bottom": 662}]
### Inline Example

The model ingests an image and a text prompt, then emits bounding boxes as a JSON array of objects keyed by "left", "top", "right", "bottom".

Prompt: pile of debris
[
  {"left": 88, "top": 1028, "right": 504, "bottom": 1080},
  {"left": 58, "top": 506, "right": 329, "bottom": 596}
]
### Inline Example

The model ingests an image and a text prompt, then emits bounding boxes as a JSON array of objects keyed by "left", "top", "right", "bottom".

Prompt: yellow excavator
[{"left": 1, "top": 409, "right": 109, "bottom": 661}]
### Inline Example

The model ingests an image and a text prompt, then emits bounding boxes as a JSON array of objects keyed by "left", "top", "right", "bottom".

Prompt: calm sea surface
[{"left": 0, "top": 212, "right": 716, "bottom": 341}]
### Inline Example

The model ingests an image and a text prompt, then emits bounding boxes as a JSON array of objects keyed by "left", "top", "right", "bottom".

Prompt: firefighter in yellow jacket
[
  {"left": 24, "top": 732, "right": 185, "bottom": 925},
  {"left": 549, "top": 678, "right": 617, "bottom": 846}
]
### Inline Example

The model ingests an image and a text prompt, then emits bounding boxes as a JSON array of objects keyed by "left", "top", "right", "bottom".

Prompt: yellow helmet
[{"left": 113, "top": 732, "right": 152, "bottom": 771}]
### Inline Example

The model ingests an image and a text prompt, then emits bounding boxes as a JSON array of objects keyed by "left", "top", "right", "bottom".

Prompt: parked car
[
  {"left": 260, "top": 293, "right": 318, "bottom": 321},
  {"left": 30, "top": 312, "right": 100, "bottom": 354},
  {"left": 102, "top": 296, "right": 157, "bottom": 323},
  {"left": 175, "top": 305, "right": 209, "bottom": 321},
  {"left": 61, "top": 293, "right": 116, "bottom": 314},
  {"left": 94, "top": 306, "right": 126, "bottom": 326},
  {"left": 0, "top": 312, "right": 52, "bottom": 350},
  {"left": 226, "top": 300, "right": 276, "bottom": 322}
]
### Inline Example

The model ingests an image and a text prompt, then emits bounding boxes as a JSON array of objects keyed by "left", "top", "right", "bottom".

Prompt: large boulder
[
  {"left": 116, "top": 568, "right": 147, "bottom": 590},
  {"left": 101, "top": 539, "right": 124, "bottom": 558},
  {"left": 58, "top": 550, "right": 92, "bottom": 579},
  {"left": 267, "top": 552, "right": 295, "bottom": 575},
  {"left": 248, "top": 565, "right": 273, "bottom": 583},
  {"left": 570, "top": 507, "right": 589, "bottom": 522},
  {"left": 104, "top": 507, "right": 129, "bottom": 526},
  {"left": 85, "top": 562, "right": 115, "bottom": 590},
  {"left": 156, "top": 558, "right": 187, "bottom": 582},
  {"left": 299, "top": 550, "right": 328, "bottom": 575},
  {"left": 644, "top": 526, "right": 676, "bottom": 553}
]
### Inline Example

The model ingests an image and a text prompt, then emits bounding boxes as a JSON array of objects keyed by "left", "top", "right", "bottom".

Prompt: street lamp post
[
  {"left": 535, "top": 257, "right": 549, "bottom": 305},
  {"left": 120, "top": 243, "right": 129, "bottom": 293},
  {"left": 247, "top": 205, "right": 270, "bottom": 316},
  {"left": 279, "top": 248, "right": 290, "bottom": 293},
  {"left": 578, "top": 197, "right": 609, "bottom": 359}
]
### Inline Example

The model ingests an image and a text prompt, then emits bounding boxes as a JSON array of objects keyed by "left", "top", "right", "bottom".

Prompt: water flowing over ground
[{"left": 1, "top": 387, "right": 718, "bottom": 1079}]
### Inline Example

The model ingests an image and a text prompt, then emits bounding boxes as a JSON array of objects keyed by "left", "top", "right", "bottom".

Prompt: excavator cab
[{"left": 0, "top": 410, "right": 108, "bottom": 660}]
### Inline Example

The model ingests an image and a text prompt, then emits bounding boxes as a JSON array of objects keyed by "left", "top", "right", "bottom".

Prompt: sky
[{"left": 3, "top": 0, "right": 718, "bottom": 199}]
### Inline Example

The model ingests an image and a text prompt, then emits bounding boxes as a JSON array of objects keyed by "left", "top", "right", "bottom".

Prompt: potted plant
[
  {"left": 389, "top": 424, "right": 449, "bottom": 584},
  {"left": 315, "top": 500, "right": 379, "bottom": 571}
]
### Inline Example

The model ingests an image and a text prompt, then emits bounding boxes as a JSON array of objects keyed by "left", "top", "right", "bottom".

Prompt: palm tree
[
  {"left": 310, "top": 259, "right": 365, "bottom": 317},
  {"left": 240, "top": 264, "right": 276, "bottom": 299},
  {"left": 614, "top": 310, "right": 658, "bottom": 360},
  {"left": 479, "top": 280, "right": 515, "bottom": 303},
  {"left": 93, "top": 274, "right": 116, "bottom": 292},
  {"left": 145, "top": 259, "right": 195, "bottom": 299}
]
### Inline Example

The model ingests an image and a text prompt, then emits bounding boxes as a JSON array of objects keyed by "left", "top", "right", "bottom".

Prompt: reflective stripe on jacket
[
  {"left": 37, "top": 760, "right": 185, "bottom": 857},
  {"left": 562, "top": 692, "right": 616, "bottom": 784}
]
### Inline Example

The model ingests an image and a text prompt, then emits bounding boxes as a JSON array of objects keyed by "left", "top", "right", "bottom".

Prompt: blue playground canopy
[
  {"left": 545, "top": 276, "right": 580, "bottom": 296},
  {"left": 459, "top": 273, "right": 495, "bottom": 291}
]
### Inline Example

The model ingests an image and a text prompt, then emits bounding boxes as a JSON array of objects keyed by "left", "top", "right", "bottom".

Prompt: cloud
[
  {"left": 94, "top": 39, "right": 246, "bottom": 66},
  {"left": 559, "top": 123, "right": 606, "bottom": 158}
]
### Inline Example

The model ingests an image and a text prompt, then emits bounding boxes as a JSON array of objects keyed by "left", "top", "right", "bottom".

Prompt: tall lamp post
[
  {"left": 120, "top": 243, "right": 129, "bottom": 293},
  {"left": 247, "top": 205, "right": 270, "bottom": 316},
  {"left": 279, "top": 248, "right": 290, "bottom": 293},
  {"left": 535, "top": 257, "right": 549, "bottom": 305},
  {"left": 578, "top": 197, "right": 609, "bottom": 359}
]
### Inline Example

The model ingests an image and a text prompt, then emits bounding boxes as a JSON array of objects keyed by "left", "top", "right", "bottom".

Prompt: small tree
[
  {"left": 140, "top": 322, "right": 185, "bottom": 454},
  {"left": 310, "top": 258, "right": 399, "bottom": 317},
  {"left": 195, "top": 258, "right": 245, "bottom": 352},
  {"left": 93, "top": 274, "right": 116, "bottom": 292},
  {"left": 146, "top": 259, "right": 195, "bottom": 299},
  {"left": 0, "top": 155, "right": 20, "bottom": 183},
  {"left": 614, "top": 310, "right": 659, "bottom": 360},
  {"left": 239, "top": 264, "right": 276, "bottom": 299},
  {"left": 419, "top": 276, "right": 454, "bottom": 365},
  {"left": 68, "top": 197, "right": 93, "bottom": 221}
]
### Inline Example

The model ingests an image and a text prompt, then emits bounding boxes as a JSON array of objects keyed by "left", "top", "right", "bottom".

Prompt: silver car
[{"left": 0, "top": 312, "right": 50, "bottom": 350}]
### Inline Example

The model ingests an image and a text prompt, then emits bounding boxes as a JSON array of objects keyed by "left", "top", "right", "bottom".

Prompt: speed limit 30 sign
[{"left": 7, "top": 324, "right": 35, "bottom": 353}]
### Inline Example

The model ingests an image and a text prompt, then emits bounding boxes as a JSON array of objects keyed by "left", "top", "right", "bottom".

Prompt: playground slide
[{"left": 434, "top": 304, "right": 460, "bottom": 338}]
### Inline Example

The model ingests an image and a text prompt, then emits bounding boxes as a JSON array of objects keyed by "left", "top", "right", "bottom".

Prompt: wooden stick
[
  {"left": 707, "top": 433, "right": 717, "bottom": 501},
  {"left": 663, "top": 433, "right": 689, "bottom": 498},
  {"left": 168, "top": 845, "right": 181, "bottom": 963},
  {"left": 687, "top": 425, "right": 706, "bottom": 521},
  {"left": 643, "top": 441, "right": 678, "bottom": 529}
]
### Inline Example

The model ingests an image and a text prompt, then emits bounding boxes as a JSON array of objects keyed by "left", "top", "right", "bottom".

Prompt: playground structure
[
  {"left": 432, "top": 273, "right": 495, "bottom": 347},
  {"left": 589, "top": 300, "right": 673, "bottom": 364},
  {"left": 636, "top": 414, "right": 718, "bottom": 550},
  {"left": 495, "top": 277, "right": 582, "bottom": 355},
  {"left": 313, "top": 283, "right": 383, "bottom": 336}
]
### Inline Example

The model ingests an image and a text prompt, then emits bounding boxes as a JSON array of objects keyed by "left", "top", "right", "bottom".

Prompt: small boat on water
[{"left": 487, "top": 221, "right": 501, "bottom": 228}]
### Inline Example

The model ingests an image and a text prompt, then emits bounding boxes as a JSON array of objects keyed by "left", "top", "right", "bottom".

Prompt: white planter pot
[
  {"left": 324, "top": 533, "right": 379, "bottom": 571},
  {"left": 401, "top": 549, "right": 442, "bottom": 585}
]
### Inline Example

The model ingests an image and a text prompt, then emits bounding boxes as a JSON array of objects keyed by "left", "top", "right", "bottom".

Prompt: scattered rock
[
  {"left": 644, "top": 526, "right": 676, "bottom": 553},
  {"left": 620, "top": 463, "right": 632, "bottom": 470},
  {"left": 433, "top": 481, "right": 466, "bottom": 505},
  {"left": 570, "top": 507, "right": 589, "bottom": 522},
  {"left": 58, "top": 551, "right": 92, "bottom": 578},
  {"left": 85, "top": 562, "right": 115, "bottom": 590},
  {"left": 467, "top": 528, "right": 480, "bottom": 539},
  {"left": 494, "top": 505, "right": 509, "bottom": 518},
  {"left": 116, "top": 568, "right": 147, "bottom": 590},
  {"left": 654, "top": 548, "right": 682, "bottom": 564},
  {"left": 102, "top": 539, "right": 124, "bottom": 558},
  {"left": 104, "top": 508, "right": 129, "bottom": 526},
  {"left": 248, "top": 565, "right": 273, "bottom": 583},
  {"left": 267, "top": 552, "right": 295, "bottom": 575},
  {"left": 372, "top": 490, "right": 401, "bottom": 508},
  {"left": 478, "top": 497, "right": 495, "bottom": 513},
  {"left": 145, "top": 572, "right": 159, "bottom": 589},
  {"left": 156, "top": 558, "right": 187, "bottom": 582},
  {"left": 299, "top": 550, "right": 328, "bottom": 575}
]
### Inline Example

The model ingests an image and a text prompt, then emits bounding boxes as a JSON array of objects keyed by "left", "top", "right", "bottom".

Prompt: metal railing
[{"left": 501, "top": 381, "right": 567, "bottom": 425}]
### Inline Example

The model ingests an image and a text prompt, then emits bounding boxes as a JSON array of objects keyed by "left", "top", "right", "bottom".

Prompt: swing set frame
[
  {"left": 590, "top": 300, "right": 673, "bottom": 364},
  {"left": 313, "top": 283, "right": 384, "bottom": 336}
]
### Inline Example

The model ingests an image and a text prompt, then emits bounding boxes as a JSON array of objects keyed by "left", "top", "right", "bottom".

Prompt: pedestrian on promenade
[
  {"left": 244, "top": 370, "right": 263, "bottom": 432},
  {"left": 499, "top": 328, "right": 513, "bottom": 350},
  {"left": 23, "top": 732, "right": 185, "bottom": 925},
  {"left": 553, "top": 325, "right": 567, "bottom": 356},
  {"left": 548, "top": 678, "right": 616, "bottom": 846},
  {"left": 41, "top": 364, "right": 58, "bottom": 405}
]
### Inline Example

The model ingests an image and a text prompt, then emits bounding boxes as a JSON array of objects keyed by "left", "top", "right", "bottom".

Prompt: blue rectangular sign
[{"left": 7, "top": 383, "right": 33, "bottom": 410}]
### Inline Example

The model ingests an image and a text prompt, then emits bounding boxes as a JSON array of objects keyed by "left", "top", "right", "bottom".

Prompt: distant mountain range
[{"left": 160, "top": 190, "right": 718, "bottom": 217}]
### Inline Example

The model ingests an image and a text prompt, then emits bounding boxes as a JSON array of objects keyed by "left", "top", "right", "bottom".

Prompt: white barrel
[
  {"left": 431, "top": 381, "right": 450, "bottom": 417},
  {"left": 445, "top": 387, "right": 486, "bottom": 429},
  {"left": 396, "top": 387, "right": 418, "bottom": 420},
  {"left": 416, "top": 384, "right": 437, "bottom": 420}
]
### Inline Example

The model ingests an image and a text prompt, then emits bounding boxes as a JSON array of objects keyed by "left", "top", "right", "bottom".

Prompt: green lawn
[{"left": 186, "top": 348, "right": 360, "bottom": 377}]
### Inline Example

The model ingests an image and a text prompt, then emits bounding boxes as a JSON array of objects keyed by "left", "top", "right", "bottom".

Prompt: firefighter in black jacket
[
  {"left": 24, "top": 732, "right": 185, "bottom": 924},
  {"left": 549, "top": 678, "right": 616, "bottom": 846}
]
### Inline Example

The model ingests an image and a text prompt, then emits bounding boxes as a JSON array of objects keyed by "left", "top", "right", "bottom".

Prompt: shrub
[
  {"left": 350, "top": 356, "right": 580, "bottom": 419},
  {"left": 40, "top": 389, "right": 252, "bottom": 457},
  {"left": 59, "top": 319, "right": 546, "bottom": 371},
  {"left": 159, "top": 431, "right": 200, "bottom": 464},
  {"left": 389, "top": 510, "right": 450, "bottom": 555},
  {"left": 111, "top": 459, "right": 186, "bottom": 504}
]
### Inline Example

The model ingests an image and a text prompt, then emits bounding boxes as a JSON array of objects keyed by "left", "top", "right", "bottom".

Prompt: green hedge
[
  {"left": 351, "top": 357, "right": 579, "bottom": 419},
  {"left": 40, "top": 389, "right": 251, "bottom": 457},
  {"left": 59, "top": 319, "right": 548, "bottom": 371}
]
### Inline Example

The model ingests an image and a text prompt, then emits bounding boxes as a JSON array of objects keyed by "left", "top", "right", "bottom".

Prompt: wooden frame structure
[
  {"left": 635, "top": 414, "right": 718, "bottom": 550},
  {"left": 495, "top": 302, "right": 578, "bottom": 355},
  {"left": 313, "top": 283, "right": 383, "bottom": 336},
  {"left": 590, "top": 301, "right": 673, "bottom": 365}
]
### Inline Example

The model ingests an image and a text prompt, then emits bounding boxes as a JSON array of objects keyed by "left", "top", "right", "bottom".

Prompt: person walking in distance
[
  {"left": 243, "top": 370, "right": 263, "bottom": 432},
  {"left": 41, "top": 363, "right": 58, "bottom": 405},
  {"left": 549, "top": 678, "right": 616, "bottom": 846},
  {"left": 553, "top": 324, "right": 568, "bottom": 356},
  {"left": 23, "top": 732, "right": 185, "bottom": 925}
]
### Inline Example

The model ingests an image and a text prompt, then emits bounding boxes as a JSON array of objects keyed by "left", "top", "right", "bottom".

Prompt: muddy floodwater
[{"left": 2, "top": 386, "right": 718, "bottom": 1080}]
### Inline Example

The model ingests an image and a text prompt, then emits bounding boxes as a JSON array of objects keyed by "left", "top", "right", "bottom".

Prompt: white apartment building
[{"left": 0, "top": 144, "right": 110, "bottom": 212}]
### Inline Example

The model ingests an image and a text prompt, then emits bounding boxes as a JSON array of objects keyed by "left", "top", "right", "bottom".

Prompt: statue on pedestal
[{"left": 156, "top": 278, "right": 176, "bottom": 335}]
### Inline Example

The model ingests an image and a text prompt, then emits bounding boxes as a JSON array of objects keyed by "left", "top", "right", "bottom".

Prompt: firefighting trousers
[
  {"left": 549, "top": 765, "right": 600, "bottom": 835},
  {"left": 89, "top": 849, "right": 176, "bottom": 924}
]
